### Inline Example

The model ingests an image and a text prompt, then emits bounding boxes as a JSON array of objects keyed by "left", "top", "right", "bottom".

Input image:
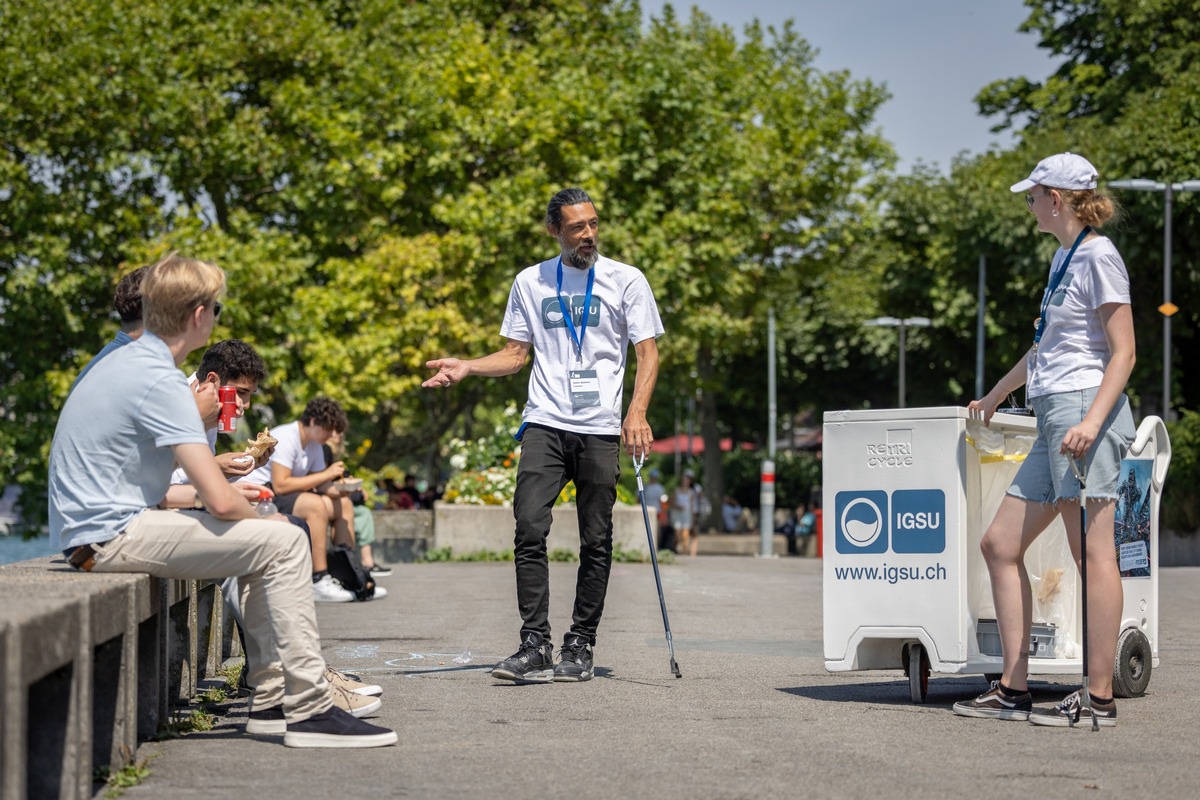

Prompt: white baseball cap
[{"left": 1010, "top": 152, "right": 1099, "bottom": 193}]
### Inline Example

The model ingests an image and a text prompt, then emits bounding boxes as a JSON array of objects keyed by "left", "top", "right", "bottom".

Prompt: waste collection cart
[{"left": 822, "top": 406, "right": 1170, "bottom": 703}]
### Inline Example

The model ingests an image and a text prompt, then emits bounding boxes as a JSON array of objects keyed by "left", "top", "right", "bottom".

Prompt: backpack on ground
[{"left": 326, "top": 544, "right": 376, "bottom": 601}]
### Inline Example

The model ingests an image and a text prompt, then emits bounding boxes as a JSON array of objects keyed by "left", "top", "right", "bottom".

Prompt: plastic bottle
[{"left": 256, "top": 490, "right": 277, "bottom": 518}]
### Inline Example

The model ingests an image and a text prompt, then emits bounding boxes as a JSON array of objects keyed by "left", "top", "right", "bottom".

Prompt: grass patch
[
  {"left": 218, "top": 660, "right": 243, "bottom": 691},
  {"left": 196, "top": 684, "right": 228, "bottom": 705},
  {"left": 421, "top": 546, "right": 514, "bottom": 562},
  {"left": 152, "top": 709, "right": 216, "bottom": 741},
  {"left": 98, "top": 758, "right": 152, "bottom": 798},
  {"left": 421, "top": 543, "right": 665, "bottom": 564}
]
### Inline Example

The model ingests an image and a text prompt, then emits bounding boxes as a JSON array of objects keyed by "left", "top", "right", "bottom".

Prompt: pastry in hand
[{"left": 245, "top": 429, "right": 278, "bottom": 463}]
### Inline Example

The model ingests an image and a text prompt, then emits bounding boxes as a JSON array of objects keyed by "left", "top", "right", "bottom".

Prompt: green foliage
[
  {"left": 418, "top": 542, "right": 652, "bottom": 562},
  {"left": 0, "top": 0, "right": 896, "bottom": 529},
  {"left": 152, "top": 709, "right": 215, "bottom": 740},
  {"left": 1163, "top": 410, "right": 1200, "bottom": 534},
  {"left": 965, "top": 0, "right": 1200, "bottom": 416},
  {"left": 196, "top": 684, "right": 228, "bottom": 705},
  {"left": 420, "top": 546, "right": 514, "bottom": 562},
  {"left": 218, "top": 661, "right": 244, "bottom": 692},
  {"left": 714, "top": 448, "right": 823, "bottom": 511},
  {"left": 102, "top": 759, "right": 152, "bottom": 799}
]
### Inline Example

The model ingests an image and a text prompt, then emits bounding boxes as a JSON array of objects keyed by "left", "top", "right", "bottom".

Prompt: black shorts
[{"left": 270, "top": 490, "right": 304, "bottom": 516}]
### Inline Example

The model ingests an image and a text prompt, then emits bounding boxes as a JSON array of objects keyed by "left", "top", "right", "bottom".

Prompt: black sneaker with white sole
[
  {"left": 952, "top": 680, "right": 1032, "bottom": 721},
  {"left": 491, "top": 631, "right": 554, "bottom": 683},
  {"left": 553, "top": 633, "right": 594, "bottom": 682},
  {"left": 1028, "top": 690, "right": 1117, "bottom": 727},
  {"left": 283, "top": 706, "right": 398, "bottom": 748},
  {"left": 245, "top": 703, "right": 286, "bottom": 735}
]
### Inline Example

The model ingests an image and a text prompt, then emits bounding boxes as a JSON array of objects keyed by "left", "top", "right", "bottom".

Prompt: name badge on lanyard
[
  {"left": 557, "top": 258, "right": 599, "bottom": 411},
  {"left": 570, "top": 369, "right": 601, "bottom": 410},
  {"left": 556, "top": 257, "right": 595, "bottom": 363}
]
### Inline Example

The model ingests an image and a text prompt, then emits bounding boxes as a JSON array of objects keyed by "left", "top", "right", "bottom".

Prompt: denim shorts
[{"left": 1007, "top": 387, "right": 1135, "bottom": 503}]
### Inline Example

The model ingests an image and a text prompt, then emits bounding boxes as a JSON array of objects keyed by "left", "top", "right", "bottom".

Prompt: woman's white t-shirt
[{"left": 1027, "top": 235, "right": 1130, "bottom": 399}]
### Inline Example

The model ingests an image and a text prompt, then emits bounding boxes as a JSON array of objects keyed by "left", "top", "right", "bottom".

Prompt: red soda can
[{"left": 217, "top": 386, "right": 238, "bottom": 433}]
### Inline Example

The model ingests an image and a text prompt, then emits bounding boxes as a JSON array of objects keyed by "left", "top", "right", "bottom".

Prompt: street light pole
[
  {"left": 1108, "top": 178, "right": 1200, "bottom": 421},
  {"left": 864, "top": 316, "right": 932, "bottom": 408}
]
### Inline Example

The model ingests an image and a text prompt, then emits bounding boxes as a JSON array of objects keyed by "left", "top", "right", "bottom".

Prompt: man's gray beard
[{"left": 561, "top": 239, "right": 599, "bottom": 269}]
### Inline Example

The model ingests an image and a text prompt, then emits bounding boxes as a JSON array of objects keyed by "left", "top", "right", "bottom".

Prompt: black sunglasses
[{"left": 212, "top": 301, "right": 223, "bottom": 319}]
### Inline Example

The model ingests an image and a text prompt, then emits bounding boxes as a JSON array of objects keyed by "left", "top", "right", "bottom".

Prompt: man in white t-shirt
[{"left": 423, "top": 187, "right": 663, "bottom": 684}]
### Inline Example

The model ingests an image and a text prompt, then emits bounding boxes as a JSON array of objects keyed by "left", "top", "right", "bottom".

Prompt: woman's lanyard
[
  {"left": 1033, "top": 225, "right": 1091, "bottom": 348},
  {"left": 556, "top": 257, "right": 595, "bottom": 362}
]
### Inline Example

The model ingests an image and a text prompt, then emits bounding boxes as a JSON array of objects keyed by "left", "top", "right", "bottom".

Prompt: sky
[{"left": 646, "top": 0, "right": 1064, "bottom": 173}]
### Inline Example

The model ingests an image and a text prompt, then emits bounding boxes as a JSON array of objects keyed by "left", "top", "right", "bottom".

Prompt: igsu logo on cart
[
  {"left": 865, "top": 428, "right": 914, "bottom": 468},
  {"left": 835, "top": 489, "right": 946, "bottom": 554}
]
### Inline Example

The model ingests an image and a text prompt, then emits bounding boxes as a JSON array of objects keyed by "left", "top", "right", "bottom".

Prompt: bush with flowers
[{"left": 441, "top": 404, "right": 635, "bottom": 506}]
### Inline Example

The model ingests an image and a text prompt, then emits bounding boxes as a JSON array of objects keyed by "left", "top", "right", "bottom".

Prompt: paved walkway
[{"left": 120, "top": 557, "right": 1200, "bottom": 799}]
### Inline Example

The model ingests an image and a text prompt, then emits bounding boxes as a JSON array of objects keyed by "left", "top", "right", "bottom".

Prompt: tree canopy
[
  {"left": 6, "top": 0, "right": 1198, "bottom": 530},
  {"left": 0, "top": 0, "right": 891, "bottom": 526}
]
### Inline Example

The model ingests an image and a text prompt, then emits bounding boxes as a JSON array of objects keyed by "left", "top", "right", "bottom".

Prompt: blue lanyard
[
  {"left": 556, "top": 257, "right": 595, "bottom": 360},
  {"left": 1034, "top": 226, "right": 1091, "bottom": 346}
]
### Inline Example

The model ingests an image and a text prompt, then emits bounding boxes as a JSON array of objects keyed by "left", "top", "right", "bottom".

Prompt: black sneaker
[
  {"left": 491, "top": 631, "right": 554, "bottom": 683},
  {"left": 1029, "top": 690, "right": 1117, "bottom": 728},
  {"left": 245, "top": 703, "right": 286, "bottom": 735},
  {"left": 952, "top": 680, "right": 1032, "bottom": 721},
  {"left": 553, "top": 633, "right": 594, "bottom": 682},
  {"left": 283, "top": 706, "right": 398, "bottom": 748},
  {"left": 367, "top": 563, "right": 394, "bottom": 577}
]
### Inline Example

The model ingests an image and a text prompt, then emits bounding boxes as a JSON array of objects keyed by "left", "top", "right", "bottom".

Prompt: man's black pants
[{"left": 512, "top": 424, "right": 619, "bottom": 645}]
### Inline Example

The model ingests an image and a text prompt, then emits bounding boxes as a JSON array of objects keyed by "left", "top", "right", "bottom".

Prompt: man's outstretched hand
[{"left": 423, "top": 358, "right": 469, "bottom": 388}]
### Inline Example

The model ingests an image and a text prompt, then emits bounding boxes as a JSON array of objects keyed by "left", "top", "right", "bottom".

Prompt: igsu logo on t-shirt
[
  {"left": 541, "top": 296, "right": 601, "bottom": 329},
  {"left": 835, "top": 488, "right": 945, "bottom": 555}
]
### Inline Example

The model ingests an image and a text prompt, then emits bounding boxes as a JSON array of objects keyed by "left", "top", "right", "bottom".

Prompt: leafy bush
[
  {"left": 419, "top": 543, "right": 650, "bottom": 562},
  {"left": 442, "top": 462, "right": 637, "bottom": 507},
  {"left": 1163, "top": 410, "right": 1200, "bottom": 535},
  {"left": 719, "top": 448, "right": 823, "bottom": 510}
]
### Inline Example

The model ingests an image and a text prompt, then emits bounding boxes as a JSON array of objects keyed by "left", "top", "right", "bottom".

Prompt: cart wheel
[
  {"left": 908, "top": 643, "right": 930, "bottom": 703},
  {"left": 1112, "top": 627, "right": 1152, "bottom": 698},
  {"left": 984, "top": 673, "right": 1002, "bottom": 686}
]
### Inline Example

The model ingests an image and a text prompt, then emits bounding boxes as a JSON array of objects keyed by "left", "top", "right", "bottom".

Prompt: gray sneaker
[
  {"left": 952, "top": 680, "right": 1032, "bottom": 721},
  {"left": 553, "top": 633, "right": 594, "bottom": 682},
  {"left": 1029, "top": 690, "right": 1117, "bottom": 728},
  {"left": 491, "top": 632, "right": 554, "bottom": 683}
]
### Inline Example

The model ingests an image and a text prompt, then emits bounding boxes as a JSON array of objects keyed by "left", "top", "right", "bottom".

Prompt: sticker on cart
[
  {"left": 1119, "top": 541, "right": 1149, "bottom": 573},
  {"left": 835, "top": 491, "right": 888, "bottom": 554},
  {"left": 1115, "top": 459, "right": 1152, "bottom": 578},
  {"left": 891, "top": 489, "right": 946, "bottom": 554}
]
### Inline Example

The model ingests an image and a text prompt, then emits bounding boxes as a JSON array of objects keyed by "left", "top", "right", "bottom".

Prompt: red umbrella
[{"left": 649, "top": 435, "right": 756, "bottom": 455}]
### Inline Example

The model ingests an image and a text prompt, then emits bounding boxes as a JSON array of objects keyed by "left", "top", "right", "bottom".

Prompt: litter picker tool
[
  {"left": 633, "top": 451, "right": 682, "bottom": 678},
  {"left": 1069, "top": 457, "right": 1099, "bottom": 732}
]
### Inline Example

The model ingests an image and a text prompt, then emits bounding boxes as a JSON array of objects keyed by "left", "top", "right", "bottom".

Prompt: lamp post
[
  {"left": 1107, "top": 179, "right": 1200, "bottom": 421},
  {"left": 864, "top": 316, "right": 932, "bottom": 408}
]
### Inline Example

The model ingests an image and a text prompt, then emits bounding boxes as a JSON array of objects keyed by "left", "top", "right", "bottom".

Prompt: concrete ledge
[
  {"left": 429, "top": 503, "right": 653, "bottom": 556},
  {"left": 373, "top": 510, "right": 433, "bottom": 563},
  {"left": 0, "top": 557, "right": 224, "bottom": 800},
  {"left": 1161, "top": 530, "right": 1200, "bottom": 566}
]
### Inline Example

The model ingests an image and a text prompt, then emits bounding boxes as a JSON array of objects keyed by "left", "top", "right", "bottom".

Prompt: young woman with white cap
[{"left": 953, "top": 152, "right": 1136, "bottom": 728}]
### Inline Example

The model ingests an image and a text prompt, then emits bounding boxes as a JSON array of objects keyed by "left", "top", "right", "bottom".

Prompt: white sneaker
[
  {"left": 367, "top": 585, "right": 388, "bottom": 600},
  {"left": 312, "top": 574, "right": 355, "bottom": 603}
]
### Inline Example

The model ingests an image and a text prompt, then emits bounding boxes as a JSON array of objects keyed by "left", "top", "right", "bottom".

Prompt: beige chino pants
[{"left": 89, "top": 509, "right": 332, "bottom": 722}]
